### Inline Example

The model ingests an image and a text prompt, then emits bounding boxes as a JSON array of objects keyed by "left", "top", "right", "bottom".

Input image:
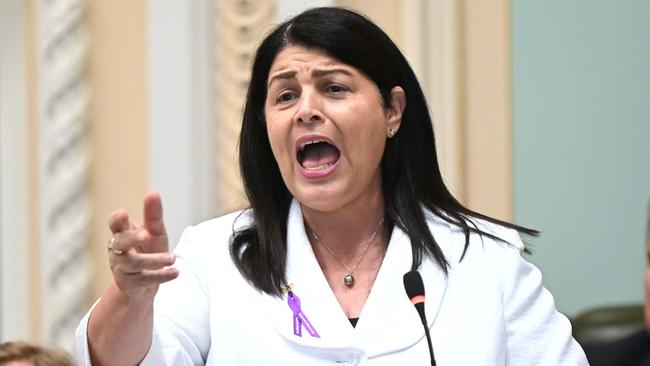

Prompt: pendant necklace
[{"left": 309, "top": 217, "right": 385, "bottom": 287}]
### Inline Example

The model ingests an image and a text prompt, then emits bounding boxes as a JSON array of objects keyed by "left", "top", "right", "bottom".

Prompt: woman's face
[{"left": 264, "top": 46, "right": 404, "bottom": 213}]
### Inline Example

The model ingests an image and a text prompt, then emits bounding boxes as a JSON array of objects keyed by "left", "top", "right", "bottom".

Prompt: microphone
[{"left": 403, "top": 270, "right": 436, "bottom": 366}]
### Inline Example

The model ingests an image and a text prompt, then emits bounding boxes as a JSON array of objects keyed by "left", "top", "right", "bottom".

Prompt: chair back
[{"left": 572, "top": 304, "right": 645, "bottom": 345}]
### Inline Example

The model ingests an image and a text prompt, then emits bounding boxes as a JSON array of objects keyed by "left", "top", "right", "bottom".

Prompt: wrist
[{"left": 109, "top": 281, "right": 157, "bottom": 311}]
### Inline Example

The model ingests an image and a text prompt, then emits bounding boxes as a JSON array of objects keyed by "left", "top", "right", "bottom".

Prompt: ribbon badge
[{"left": 287, "top": 290, "right": 320, "bottom": 338}]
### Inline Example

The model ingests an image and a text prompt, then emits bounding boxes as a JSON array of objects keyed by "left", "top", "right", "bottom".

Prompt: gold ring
[{"left": 108, "top": 237, "right": 124, "bottom": 255}]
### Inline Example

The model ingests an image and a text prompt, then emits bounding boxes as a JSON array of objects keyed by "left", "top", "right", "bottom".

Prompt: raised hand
[{"left": 107, "top": 191, "right": 178, "bottom": 301}]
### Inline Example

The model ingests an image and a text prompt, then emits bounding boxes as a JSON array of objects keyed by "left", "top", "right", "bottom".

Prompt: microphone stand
[{"left": 404, "top": 270, "right": 437, "bottom": 366}]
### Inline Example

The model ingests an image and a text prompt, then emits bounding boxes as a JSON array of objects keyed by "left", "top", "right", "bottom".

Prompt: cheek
[
  {"left": 348, "top": 116, "right": 388, "bottom": 159},
  {"left": 265, "top": 115, "right": 293, "bottom": 170},
  {"left": 359, "top": 129, "right": 385, "bottom": 153}
]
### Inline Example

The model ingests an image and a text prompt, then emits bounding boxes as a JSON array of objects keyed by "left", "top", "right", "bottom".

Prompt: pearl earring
[{"left": 389, "top": 128, "right": 396, "bottom": 137}]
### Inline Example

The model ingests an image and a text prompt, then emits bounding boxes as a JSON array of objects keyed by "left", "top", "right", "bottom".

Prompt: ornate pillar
[
  {"left": 214, "top": 0, "right": 277, "bottom": 212},
  {"left": 36, "top": 0, "right": 91, "bottom": 350}
]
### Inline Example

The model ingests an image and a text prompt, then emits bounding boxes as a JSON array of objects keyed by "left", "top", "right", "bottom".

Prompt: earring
[{"left": 388, "top": 128, "right": 396, "bottom": 137}]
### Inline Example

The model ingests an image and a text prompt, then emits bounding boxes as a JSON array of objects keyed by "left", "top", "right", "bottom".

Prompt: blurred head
[
  {"left": 645, "top": 203, "right": 650, "bottom": 330},
  {"left": 0, "top": 342, "right": 73, "bottom": 366}
]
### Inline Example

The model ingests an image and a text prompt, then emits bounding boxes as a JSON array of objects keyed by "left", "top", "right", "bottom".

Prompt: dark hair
[{"left": 231, "top": 7, "right": 537, "bottom": 296}]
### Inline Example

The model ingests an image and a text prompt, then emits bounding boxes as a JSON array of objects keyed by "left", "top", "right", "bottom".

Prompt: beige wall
[
  {"left": 336, "top": 0, "right": 403, "bottom": 44},
  {"left": 86, "top": 0, "right": 149, "bottom": 298},
  {"left": 461, "top": 0, "right": 513, "bottom": 220}
]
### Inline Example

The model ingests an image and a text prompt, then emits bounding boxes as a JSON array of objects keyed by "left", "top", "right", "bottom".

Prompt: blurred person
[
  {"left": 584, "top": 203, "right": 650, "bottom": 366},
  {"left": 0, "top": 341, "right": 74, "bottom": 366},
  {"left": 76, "top": 7, "right": 587, "bottom": 365}
]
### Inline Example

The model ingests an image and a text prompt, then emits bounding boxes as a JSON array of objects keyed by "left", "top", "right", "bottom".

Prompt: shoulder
[
  {"left": 423, "top": 210, "right": 533, "bottom": 302},
  {"left": 190, "top": 208, "right": 254, "bottom": 238},
  {"left": 180, "top": 209, "right": 253, "bottom": 246},
  {"left": 423, "top": 209, "right": 587, "bottom": 363},
  {"left": 172, "top": 209, "right": 254, "bottom": 269},
  {"left": 464, "top": 216, "right": 525, "bottom": 252},
  {"left": 422, "top": 209, "right": 525, "bottom": 262}
]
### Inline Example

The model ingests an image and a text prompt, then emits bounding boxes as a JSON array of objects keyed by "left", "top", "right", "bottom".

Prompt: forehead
[{"left": 268, "top": 46, "right": 354, "bottom": 79}]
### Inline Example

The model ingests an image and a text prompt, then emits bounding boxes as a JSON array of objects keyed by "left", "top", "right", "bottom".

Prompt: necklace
[{"left": 309, "top": 217, "right": 385, "bottom": 287}]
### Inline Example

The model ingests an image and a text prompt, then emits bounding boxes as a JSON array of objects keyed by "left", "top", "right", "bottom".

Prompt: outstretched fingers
[
  {"left": 105, "top": 193, "right": 176, "bottom": 300},
  {"left": 141, "top": 192, "right": 169, "bottom": 253},
  {"left": 125, "top": 267, "right": 180, "bottom": 287},
  {"left": 116, "top": 252, "right": 176, "bottom": 274},
  {"left": 109, "top": 209, "right": 131, "bottom": 234},
  {"left": 143, "top": 191, "right": 166, "bottom": 237},
  {"left": 108, "top": 228, "right": 147, "bottom": 255}
]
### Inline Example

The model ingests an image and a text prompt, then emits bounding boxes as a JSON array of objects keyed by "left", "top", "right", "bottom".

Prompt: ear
[{"left": 385, "top": 86, "right": 406, "bottom": 138}]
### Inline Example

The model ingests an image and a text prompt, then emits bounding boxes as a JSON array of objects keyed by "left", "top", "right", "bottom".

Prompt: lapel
[
  {"left": 266, "top": 200, "right": 355, "bottom": 350},
  {"left": 354, "top": 217, "right": 450, "bottom": 358},
  {"left": 265, "top": 200, "right": 450, "bottom": 357}
]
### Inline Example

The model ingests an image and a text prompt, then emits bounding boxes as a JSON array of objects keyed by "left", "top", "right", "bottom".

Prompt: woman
[{"left": 76, "top": 7, "right": 588, "bottom": 365}]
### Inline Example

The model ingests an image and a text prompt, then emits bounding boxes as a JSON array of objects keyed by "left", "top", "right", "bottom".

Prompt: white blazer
[{"left": 75, "top": 201, "right": 588, "bottom": 365}]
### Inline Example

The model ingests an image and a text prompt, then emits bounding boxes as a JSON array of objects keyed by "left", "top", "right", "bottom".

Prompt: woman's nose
[{"left": 294, "top": 91, "right": 323, "bottom": 124}]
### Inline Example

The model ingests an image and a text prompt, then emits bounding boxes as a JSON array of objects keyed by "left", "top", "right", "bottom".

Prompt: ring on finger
[{"left": 108, "top": 236, "right": 124, "bottom": 255}]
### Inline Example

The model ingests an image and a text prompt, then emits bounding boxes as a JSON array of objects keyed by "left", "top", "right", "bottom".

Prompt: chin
[
  {"left": 296, "top": 196, "right": 341, "bottom": 213},
  {"left": 293, "top": 188, "right": 348, "bottom": 213}
]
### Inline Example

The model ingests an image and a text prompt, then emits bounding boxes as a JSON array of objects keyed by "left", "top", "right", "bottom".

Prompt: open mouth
[{"left": 297, "top": 139, "right": 341, "bottom": 172}]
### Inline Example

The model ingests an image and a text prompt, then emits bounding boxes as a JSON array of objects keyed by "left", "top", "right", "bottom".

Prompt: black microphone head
[
  {"left": 403, "top": 271, "right": 434, "bottom": 365},
  {"left": 403, "top": 270, "right": 425, "bottom": 299}
]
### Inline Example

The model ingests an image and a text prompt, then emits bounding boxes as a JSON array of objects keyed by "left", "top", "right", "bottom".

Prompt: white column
[
  {"left": 36, "top": 0, "right": 92, "bottom": 350},
  {"left": 0, "top": 0, "right": 30, "bottom": 342},
  {"left": 147, "top": 0, "right": 217, "bottom": 247}
]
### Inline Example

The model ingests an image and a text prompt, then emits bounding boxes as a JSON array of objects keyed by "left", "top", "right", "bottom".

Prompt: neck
[{"left": 301, "top": 189, "right": 386, "bottom": 259}]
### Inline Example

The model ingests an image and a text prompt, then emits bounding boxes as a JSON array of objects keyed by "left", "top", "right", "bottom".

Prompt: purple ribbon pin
[{"left": 287, "top": 290, "right": 320, "bottom": 338}]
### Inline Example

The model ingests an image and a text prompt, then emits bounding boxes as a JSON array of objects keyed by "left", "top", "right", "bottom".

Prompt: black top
[
  {"left": 583, "top": 329, "right": 650, "bottom": 366},
  {"left": 349, "top": 317, "right": 359, "bottom": 328}
]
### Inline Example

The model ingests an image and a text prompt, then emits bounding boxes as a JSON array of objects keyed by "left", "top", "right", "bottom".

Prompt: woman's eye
[
  {"left": 327, "top": 84, "right": 347, "bottom": 94},
  {"left": 277, "top": 91, "right": 296, "bottom": 103}
]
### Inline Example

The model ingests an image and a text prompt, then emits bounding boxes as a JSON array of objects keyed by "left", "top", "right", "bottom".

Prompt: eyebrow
[
  {"left": 312, "top": 68, "right": 353, "bottom": 78},
  {"left": 267, "top": 70, "right": 296, "bottom": 87},
  {"left": 267, "top": 68, "right": 353, "bottom": 87}
]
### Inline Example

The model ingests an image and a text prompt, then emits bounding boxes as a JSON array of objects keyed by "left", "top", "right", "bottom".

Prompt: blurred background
[{"left": 0, "top": 0, "right": 648, "bottom": 353}]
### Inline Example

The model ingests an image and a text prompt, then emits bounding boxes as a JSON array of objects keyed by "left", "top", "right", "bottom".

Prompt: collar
[{"left": 265, "top": 200, "right": 450, "bottom": 358}]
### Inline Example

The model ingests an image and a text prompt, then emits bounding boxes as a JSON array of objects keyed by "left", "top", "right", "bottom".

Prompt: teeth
[
  {"left": 305, "top": 162, "right": 334, "bottom": 171},
  {"left": 299, "top": 139, "right": 325, "bottom": 151}
]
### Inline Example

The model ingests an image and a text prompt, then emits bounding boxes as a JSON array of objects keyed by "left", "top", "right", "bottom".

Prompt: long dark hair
[{"left": 231, "top": 7, "right": 537, "bottom": 296}]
